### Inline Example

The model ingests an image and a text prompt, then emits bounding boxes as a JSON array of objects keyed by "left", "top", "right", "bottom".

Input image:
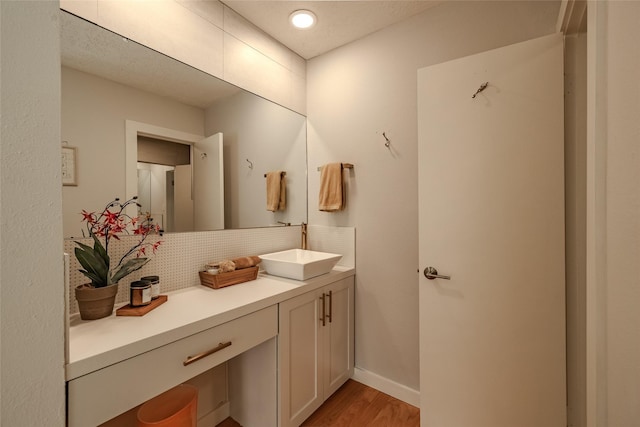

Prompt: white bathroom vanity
[{"left": 66, "top": 267, "right": 354, "bottom": 427}]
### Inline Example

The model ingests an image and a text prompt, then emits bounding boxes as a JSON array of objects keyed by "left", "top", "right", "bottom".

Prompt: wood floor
[
  {"left": 217, "top": 379, "right": 420, "bottom": 427},
  {"left": 302, "top": 380, "right": 420, "bottom": 427}
]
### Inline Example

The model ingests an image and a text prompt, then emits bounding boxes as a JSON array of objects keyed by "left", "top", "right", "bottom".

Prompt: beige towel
[
  {"left": 266, "top": 171, "right": 286, "bottom": 211},
  {"left": 207, "top": 256, "right": 261, "bottom": 270},
  {"left": 319, "top": 163, "right": 345, "bottom": 212},
  {"left": 232, "top": 256, "right": 262, "bottom": 269}
]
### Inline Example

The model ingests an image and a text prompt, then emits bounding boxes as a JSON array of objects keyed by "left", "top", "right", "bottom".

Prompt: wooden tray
[
  {"left": 116, "top": 295, "right": 168, "bottom": 316},
  {"left": 199, "top": 266, "right": 259, "bottom": 289}
]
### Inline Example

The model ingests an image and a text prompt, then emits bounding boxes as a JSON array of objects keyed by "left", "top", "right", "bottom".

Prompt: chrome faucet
[{"left": 301, "top": 222, "right": 308, "bottom": 250}]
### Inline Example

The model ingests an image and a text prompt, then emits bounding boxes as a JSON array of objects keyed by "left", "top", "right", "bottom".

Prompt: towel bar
[
  {"left": 264, "top": 171, "right": 286, "bottom": 178},
  {"left": 316, "top": 163, "right": 354, "bottom": 171}
]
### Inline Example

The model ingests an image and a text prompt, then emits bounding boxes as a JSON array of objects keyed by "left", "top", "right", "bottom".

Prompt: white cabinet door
[
  {"left": 279, "top": 289, "right": 324, "bottom": 427},
  {"left": 278, "top": 277, "right": 355, "bottom": 427},
  {"left": 322, "top": 277, "right": 354, "bottom": 398}
]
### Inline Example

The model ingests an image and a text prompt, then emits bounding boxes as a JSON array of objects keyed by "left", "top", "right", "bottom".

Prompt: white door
[
  {"left": 165, "top": 170, "right": 175, "bottom": 231},
  {"left": 193, "top": 132, "right": 224, "bottom": 230},
  {"left": 418, "top": 33, "right": 566, "bottom": 427},
  {"left": 172, "top": 165, "right": 194, "bottom": 232}
]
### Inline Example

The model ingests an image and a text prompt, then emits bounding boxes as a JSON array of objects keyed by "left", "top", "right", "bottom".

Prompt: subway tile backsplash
[{"left": 64, "top": 225, "right": 355, "bottom": 315}]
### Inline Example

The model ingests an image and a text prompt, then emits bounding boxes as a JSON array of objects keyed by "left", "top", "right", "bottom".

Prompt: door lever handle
[{"left": 423, "top": 267, "right": 451, "bottom": 280}]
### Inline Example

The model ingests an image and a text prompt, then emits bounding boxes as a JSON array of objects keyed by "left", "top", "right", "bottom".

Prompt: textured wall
[
  {"left": 60, "top": 0, "right": 306, "bottom": 114},
  {"left": 603, "top": 1, "right": 640, "bottom": 424},
  {"left": 0, "top": 2, "right": 65, "bottom": 425}
]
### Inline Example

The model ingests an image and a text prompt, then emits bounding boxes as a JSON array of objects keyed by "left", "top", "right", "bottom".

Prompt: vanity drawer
[{"left": 67, "top": 305, "right": 277, "bottom": 427}]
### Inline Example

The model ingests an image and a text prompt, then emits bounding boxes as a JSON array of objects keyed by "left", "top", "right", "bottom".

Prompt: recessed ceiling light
[{"left": 289, "top": 10, "right": 317, "bottom": 29}]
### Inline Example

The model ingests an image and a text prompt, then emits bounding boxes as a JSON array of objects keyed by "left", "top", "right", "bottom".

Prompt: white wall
[
  {"left": 60, "top": 0, "right": 306, "bottom": 114},
  {"left": 0, "top": 2, "right": 65, "bottom": 425},
  {"left": 205, "top": 91, "right": 307, "bottom": 228},
  {"left": 61, "top": 67, "right": 204, "bottom": 237},
  {"left": 587, "top": 1, "right": 640, "bottom": 425},
  {"left": 307, "top": 0, "right": 559, "bottom": 399}
]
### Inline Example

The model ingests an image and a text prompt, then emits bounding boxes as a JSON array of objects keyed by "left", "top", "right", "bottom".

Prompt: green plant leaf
[
  {"left": 74, "top": 244, "right": 106, "bottom": 273},
  {"left": 74, "top": 251, "right": 107, "bottom": 285},
  {"left": 111, "top": 257, "right": 150, "bottom": 283},
  {"left": 74, "top": 242, "right": 109, "bottom": 287},
  {"left": 77, "top": 268, "right": 103, "bottom": 285},
  {"left": 90, "top": 231, "right": 110, "bottom": 267}
]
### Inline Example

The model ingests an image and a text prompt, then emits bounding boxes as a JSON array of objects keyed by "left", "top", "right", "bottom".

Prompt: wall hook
[
  {"left": 472, "top": 82, "right": 489, "bottom": 99},
  {"left": 246, "top": 158, "right": 254, "bottom": 169},
  {"left": 382, "top": 132, "right": 391, "bottom": 148},
  {"left": 200, "top": 152, "right": 207, "bottom": 159}
]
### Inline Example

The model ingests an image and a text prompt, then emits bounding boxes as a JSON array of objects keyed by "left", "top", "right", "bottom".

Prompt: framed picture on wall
[{"left": 62, "top": 145, "right": 77, "bottom": 186}]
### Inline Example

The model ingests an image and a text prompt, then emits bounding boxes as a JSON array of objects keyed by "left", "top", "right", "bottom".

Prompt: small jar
[
  {"left": 130, "top": 280, "right": 152, "bottom": 307},
  {"left": 141, "top": 275, "right": 160, "bottom": 300}
]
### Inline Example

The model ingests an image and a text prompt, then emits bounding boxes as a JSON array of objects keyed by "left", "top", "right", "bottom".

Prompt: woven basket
[{"left": 199, "top": 266, "right": 259, "bottom": 289}]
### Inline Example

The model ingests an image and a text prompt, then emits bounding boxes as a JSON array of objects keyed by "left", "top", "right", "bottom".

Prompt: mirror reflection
[
  {"left": 61, "top": 11, "right": 307, "bottom": 238},
  {"left": 136, "top": 137, "right": 192, "bottom": 232}
]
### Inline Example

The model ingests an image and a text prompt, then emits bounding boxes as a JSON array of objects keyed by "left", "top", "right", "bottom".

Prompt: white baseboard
[
  {"left": 198, "top": 401, "right": 230, "bottom": 427},
  {"left": 352, "top": 367, "right": 420, "bottom": 408}
]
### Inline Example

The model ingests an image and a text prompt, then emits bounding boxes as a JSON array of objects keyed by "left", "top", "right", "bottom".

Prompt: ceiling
[
  {"left": 221, "top": 1, "right": 443, "bottom": 59},
  {"left": 61, "top": 12, "right": 241, "bottom": 109}
]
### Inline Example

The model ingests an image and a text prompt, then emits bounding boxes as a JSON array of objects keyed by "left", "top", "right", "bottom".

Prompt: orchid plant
[{"left": 75, "top": 196, "right": 162, "bottom": 288}]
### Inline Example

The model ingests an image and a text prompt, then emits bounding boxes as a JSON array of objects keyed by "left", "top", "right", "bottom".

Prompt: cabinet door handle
[
  {"left": 183, "top": 341, "right": 232, "bottom": 366},
  {"left": 327, "top": 290, "right": 333, "bottom": 323},
  {"left": 319, "top": 294, "right": 326, "bottom": 327}
]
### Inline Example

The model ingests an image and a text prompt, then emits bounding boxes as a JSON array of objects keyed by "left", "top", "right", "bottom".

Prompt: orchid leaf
[
  {"left": 74, "top": 241, "right": 108, "bottom": 272},
  {"left": 77, "top": 268, "right": 103, "bottom": 286},
  {"left": 90, "top": 231, "right": 110, "bottom": 266},
  {"left": 111, "top": 257, "right": 149, "bottom": 284},
  {"left": 74, "top": 243, "right": 109, "bottom": 287}
]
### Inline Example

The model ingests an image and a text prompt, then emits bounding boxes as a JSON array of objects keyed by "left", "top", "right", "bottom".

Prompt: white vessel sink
[{"left": 259, "top": 249, "right": 342, "bottom": 281}]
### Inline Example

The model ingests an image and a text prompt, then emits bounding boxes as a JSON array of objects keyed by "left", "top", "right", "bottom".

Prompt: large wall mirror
[{"left": 61, "top": 11, "right": 307, "bottom": 238}]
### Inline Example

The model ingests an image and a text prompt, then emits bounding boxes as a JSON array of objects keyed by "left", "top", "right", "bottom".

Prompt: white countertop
[{"left": 66, "top": 267, "right": 354, "bottom": 381}]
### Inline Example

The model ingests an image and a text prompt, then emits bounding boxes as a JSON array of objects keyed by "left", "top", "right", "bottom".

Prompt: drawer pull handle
[{"left": 183, "top": 341, "right": 232, "bottom": 366}]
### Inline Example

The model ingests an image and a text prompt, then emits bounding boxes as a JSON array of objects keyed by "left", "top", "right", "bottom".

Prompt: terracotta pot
[{"left": 75, "top": 283, "right": 118, "bottom": 320}]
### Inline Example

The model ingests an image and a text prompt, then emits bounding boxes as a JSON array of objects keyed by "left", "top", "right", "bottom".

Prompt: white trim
[
  {"left": 352, "top": 367, "right": 420, "bottom": 408},
  {"left": 124, "top": 120, "right": 203, "bottom": 217},
  {"left": 197, "top": 401, "right": 230, "bottom": 427},
  {"left": 556, "top": 0, "right": 570, "bottom": 33},
  {"left": 585, "top": 2, "right": 608, "bottom": 427},
  {"left": 556, "top": 0, "right": 587, "bottom": 35}
]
